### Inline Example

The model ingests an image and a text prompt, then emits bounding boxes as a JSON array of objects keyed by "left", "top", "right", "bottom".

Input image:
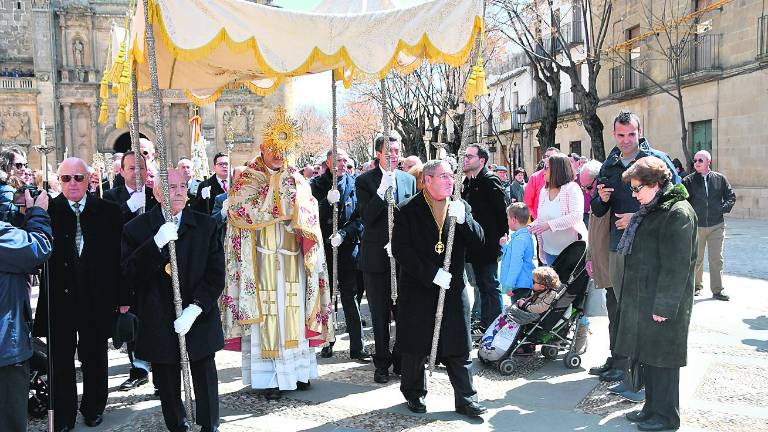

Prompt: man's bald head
[
  {"left": 58, "top": 158, "right": 89, "bottom": 202},
  {"left": 693, "top": 150, "right": 712, "bottom": 174}
]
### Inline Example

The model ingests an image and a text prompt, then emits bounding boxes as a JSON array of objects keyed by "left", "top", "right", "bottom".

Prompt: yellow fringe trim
[
  {"left": 126, "top": 0, "right": 482, "bottom": 102},
  {"left": 183, "top": 78, "right": 283, "bottom": 106}
]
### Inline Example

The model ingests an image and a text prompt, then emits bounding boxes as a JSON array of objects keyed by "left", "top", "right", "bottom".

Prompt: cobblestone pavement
[{"left": 28, "top": 216, "right": 768, "bottom": 431}]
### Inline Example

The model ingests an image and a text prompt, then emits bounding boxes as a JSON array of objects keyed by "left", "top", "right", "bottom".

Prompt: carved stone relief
[
  {"left": 73, "top": 104, "right": 92, "bottom": 161},
  {"left": 0, "top": 107, "right": 32, "bottom": 146},
  {"left": 222, "top": 105, "right": 256, "bottom": 149}
]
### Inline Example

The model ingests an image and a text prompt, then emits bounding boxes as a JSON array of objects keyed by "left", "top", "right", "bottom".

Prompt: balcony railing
[
  {"left": 668, "top": 34, "right": 721, "bottom": 78},
  {"left": 758, "top": 15, "right": 768, "bottom": 60},
  {"left": 558, "top": 92, "right": 579, "bottom": 114},
  {"left": 610, "top": 64, "right": 643, "bottom": 94},
  {"left": 0, "top": 77, "right": 35, "bottom": 90},
  {"left": 559, "top": 20, "right": 584, "bottom": 46}
]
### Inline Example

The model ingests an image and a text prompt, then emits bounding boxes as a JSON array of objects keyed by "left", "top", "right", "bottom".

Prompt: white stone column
[
  {"left": 89, "top": 103, "right": 99, "bottom": 153},
  {"left": 62, "top": 102, "right": 73, "bottom": 158}
]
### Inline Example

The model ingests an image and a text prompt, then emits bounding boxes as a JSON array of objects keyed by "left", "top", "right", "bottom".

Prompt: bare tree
[
  {"left": 294, "top": 105, "right": 331, "bottom": 166},
  {"left": 338, "top": 97, "right": 380, "bottom": 164},
  {"left": 606, "top": 0, "right": 722, "bottom": 166}
]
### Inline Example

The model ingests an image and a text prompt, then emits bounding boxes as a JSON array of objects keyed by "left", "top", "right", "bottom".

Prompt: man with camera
[
  {"left": 33, "top": 157, "right": 123, "bottom": 431},
  {"left": 0, "top": 188, "right": 52, "bottom": 432}
]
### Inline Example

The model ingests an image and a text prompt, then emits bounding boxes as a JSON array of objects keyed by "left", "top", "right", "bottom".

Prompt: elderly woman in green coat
[{"left": 614, "top": 157, "right": 697, "bottom": 432}]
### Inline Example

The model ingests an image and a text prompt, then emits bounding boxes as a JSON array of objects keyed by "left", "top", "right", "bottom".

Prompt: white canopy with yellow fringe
[{"left": 99, "top": 0, "right": 485, "bottom": 120}]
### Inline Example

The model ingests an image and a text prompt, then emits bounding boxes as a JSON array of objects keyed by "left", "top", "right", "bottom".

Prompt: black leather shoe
[
  {"left": 320, "top": 345, "right": 334, "bottom": 358},
  {"left": 455, "top": 402, "right": 488, "bottom": 417},
  {"left": 406, "top": 397, "right": 427, "bottom": 413},
  {"left": 599, "top": 368, "right": 625, "bottom": 382},
  {"left": 625, "top": 410, "right": 653, "bottom": 423},
  {"left": 119, "top": 373, "right": 149, "bottom": 391},
  {"left": 588, "top": 358, "right": 613, "bottom": 376},
  {"left": 374, "top": 369, "right": 390, "bottom": 383},
  {"left": 296, "top": 381, "right": 311, "bottom": 391},
  {"left": 637, "top": 415, "right": 678, "bottom": 431},
  {"left": 350, "top": 350, "right": 372, "bottom": 362},
  {"left": 84, "top": 414, "right": 104, "bottom": 427},
  {"left": 713, "top": 292, "right": 730, "bottom": 301},
  {"left": 57, "top": 427, "right": 74, "bottom": 432},
  {"left": 263, "top": 388, "right": 282, "bottom": 400}
]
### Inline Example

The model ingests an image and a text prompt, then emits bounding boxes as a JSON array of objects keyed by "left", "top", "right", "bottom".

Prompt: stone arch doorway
[{"left": 113, "top": 131, "right": 148, "bottom": 153}]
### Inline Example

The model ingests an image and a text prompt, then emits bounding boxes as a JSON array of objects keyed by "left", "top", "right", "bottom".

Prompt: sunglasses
[
  {"left": 60, "top": 174, "right": 86, "bottom": 183},
  {"left": 693, "top": 158, "right": 707, "bottom": 163},
  {"left": 142, "top": 150, "right": 149, "bottom": 156},
  {"left": 13, "top": 162, "right": 28, "bottom": 169},
  {"left": 629, "top": 184, "right": 647, "bottom": 193}
]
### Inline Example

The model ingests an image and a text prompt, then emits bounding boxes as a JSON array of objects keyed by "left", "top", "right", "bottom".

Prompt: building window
[
  {"left": 690, "top": 120, "right": 712, "bottom": 154},
  {"left": 569, "top": 141, "right": 582, "bottom": 156}
]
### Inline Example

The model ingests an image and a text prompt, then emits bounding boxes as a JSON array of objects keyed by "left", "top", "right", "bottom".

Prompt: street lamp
[{"left": 514, "top": 105, "right": 527, "bottom": 171}]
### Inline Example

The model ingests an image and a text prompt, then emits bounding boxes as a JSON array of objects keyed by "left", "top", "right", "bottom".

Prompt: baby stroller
[
  {"left": 478, "top": 240, "right": 589, "bottom": 376},
  {"left": 28, "top": 337, "right": 49, "bottom": 419}
]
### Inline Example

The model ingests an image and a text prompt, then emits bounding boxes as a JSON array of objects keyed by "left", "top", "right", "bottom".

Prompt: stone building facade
[
  {"left": 0, "top": 0, "right": 289, "bottom": 173},
  {"left": 596, "top": 0, "right": 768, "bottom": 219}
]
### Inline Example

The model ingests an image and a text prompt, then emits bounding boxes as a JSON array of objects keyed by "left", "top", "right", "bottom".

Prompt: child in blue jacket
[{"left": 499, "top": 203, "right": 535, "bottom": 302}]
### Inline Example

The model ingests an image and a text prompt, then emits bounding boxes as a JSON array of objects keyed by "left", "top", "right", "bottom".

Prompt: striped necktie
[{"left": 73, "top": 202, "right": 83, "bottom": 256}]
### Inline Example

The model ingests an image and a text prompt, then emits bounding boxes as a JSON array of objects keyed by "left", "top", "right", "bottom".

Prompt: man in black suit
[
  {"left": 194, "top": 152, "right": 228, "bottom": 214},
  {"left": 461, "top": 143, "right": 508, "bottom": 330},
  {"left": 33, "top": 158, "right": 123, "bottom": 432},
  {"left": 122, "top": 168, "right": 225, "bottom": 432},
  {"left": 310, "top": 148, "right": 369, "bottom": 361},
  {"left": 103, "top": 151, "right": 158, "bottom": 391},
  {"left": 391, "top": 159, "right": 487, "bottom": 417},
  {"left": 355, "top": 134, "right": 416, "bottom": 383}
]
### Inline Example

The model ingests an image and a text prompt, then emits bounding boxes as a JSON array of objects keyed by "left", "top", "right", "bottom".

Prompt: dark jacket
[
  {"left": 355, "top": 163, "right": 416, "bottom": 273},
  {"left": 193, "top": 174, "right": 226, "bottom": 214},
  {"left": 591, "top": 138, "right": 681, "bottom": 251},
  {"left": 0, "top": 183, "right": 22, "bottom": 226},
  {"left": 102, "top": 184, "right": 159, "bottom": 225},
  {"left": 211, "top": 192, "right": 228, "bottom": 245},
  {"left": 614, "top": 184, "right": 697, "bottom": 368},
  {"left": 682, "top": 171, "right": 735, "bottom": 227},
  {"left": 33, "top": 194, "right": 123, "bottom": 338},
  {"left": 392, "top": 193, "right": 483, "bottom": 357},
  {"left": 310, "top": 169, "right": 363, "bottom": 271},
  {"left": 0, "top": 208, "right": 52, "bottom": 367},
  {"left": 461, "top": 167, "right": 508, "bottom": 263},
  {"left": 121, "top": 206, "right": 225, "bottom": 364}
]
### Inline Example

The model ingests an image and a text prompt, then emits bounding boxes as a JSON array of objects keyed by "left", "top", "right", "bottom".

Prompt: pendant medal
[
  {"left": 435, "top": 241, "right": 445, "bottom": 254},
  {"left": 165, "top": 263, "right": 172, "bottom": 275}
]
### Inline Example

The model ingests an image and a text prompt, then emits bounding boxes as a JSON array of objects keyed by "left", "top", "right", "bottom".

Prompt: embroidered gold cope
[{"left": 221, "top": 157, "right": 333, "bottom": 359}]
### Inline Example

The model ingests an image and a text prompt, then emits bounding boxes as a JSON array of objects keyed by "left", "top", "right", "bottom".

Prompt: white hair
[
  {"left": 695, "top": 150, "right": 712, "bottom": 160},
  {"left": 579, "top": 159, "right": 602, "bottom": 181},
  {"left": 57, "top": 157, "right": 88, "bottom": 175}
]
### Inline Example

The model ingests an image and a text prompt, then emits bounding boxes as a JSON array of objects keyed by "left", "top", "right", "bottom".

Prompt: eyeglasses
[
  {"left": 13, "top": 162, "right": 28, "bottom": 169},
  {"left": 215, "top": 162, "right": 229, "bottom": 167},
  {"left": 428, "top": 173, "right": 453, "bottom": 181},
  {"left": 693, "top": 158, "right": 707, "bottom": 163},
  {"left": 60, "top": 174, "right": 86, "bottom": 183},
  {"left": 581, "top": 185, "right": 594, "bottom": 191},
  {"left": 346, "top": 164, "right": 353, "bottom": 169},
  {"left": 629, "top": 184, "right": 647, "bottom": 193},
  {"left": 142, "top": 150, "right": 149, "bottom": 156}
]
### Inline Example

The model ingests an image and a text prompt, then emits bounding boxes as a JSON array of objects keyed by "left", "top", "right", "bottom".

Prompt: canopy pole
[
  {"left": 331, "top": 76, "right": 340, "bottom": 331},
  {"left": 380, "top": 79, "right": 397, "bottom": 305},
  {"left": 428, "top": 28, "right": 484, "bottom": 375},
  {"left": 129, "top": 64, "right": 144, "bottom": 211},
  {"left": 141, "top": 0, "right": 195, "bottom": 422}
]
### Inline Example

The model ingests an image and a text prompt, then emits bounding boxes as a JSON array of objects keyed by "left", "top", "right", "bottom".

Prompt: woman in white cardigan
[{"left": 529, "top": 153, "right": 588, "bottom": 265}]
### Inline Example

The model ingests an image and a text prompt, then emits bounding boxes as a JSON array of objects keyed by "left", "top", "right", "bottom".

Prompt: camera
[
  {"left": 596, "top": 176, "right": 609, "bottom": 186},
  {"left": 12, "top": 185, "right": 41, "bottom": 207}
]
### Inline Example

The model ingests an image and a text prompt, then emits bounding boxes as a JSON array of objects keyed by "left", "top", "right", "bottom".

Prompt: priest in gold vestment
[{"left": 220, "top": 109, "right": 333, "bottom": 399}]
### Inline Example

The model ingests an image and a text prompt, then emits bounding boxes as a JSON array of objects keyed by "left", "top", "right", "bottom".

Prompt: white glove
[
  {"left": 327, "top": 189, "right": 340, "bottom": 204},
  {"left": 384, "top": 242, "right": 393, "bottom": 258},
  {"left": 433, "top": 268, "right": 452, "bottom": 290},
  {"left": 220, "top": 199, "right": 228, "bottom": 218},
  {"left": 126, "top": 192, "right": 146, "bottom": 212},
  {"left": 200, "top": 185, "right": 211, "bottom": 199},
  {"left": 448, "top": 200, "right": 466, "bottom": 224},
  {"left": 329, "top": 232, "right": 343, "bottom": 248},
  {"left": 153, "top": 222, "right": 178, "bottom": 249},
  {"left": 173, "top": 304, "right": 203, "bottom": 336},
  {"left": 377, "top": 172, "right": 395, "bottom": 197}
]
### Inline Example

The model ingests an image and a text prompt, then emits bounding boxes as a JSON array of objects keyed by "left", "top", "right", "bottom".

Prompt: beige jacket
[{"left": 587, "top": 212, "right": 611, "bottom": 289}]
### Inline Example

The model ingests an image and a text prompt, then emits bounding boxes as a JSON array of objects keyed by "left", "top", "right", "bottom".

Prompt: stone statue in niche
[{"left": 73, "top": 38, "right": 85, "bottom": 67}]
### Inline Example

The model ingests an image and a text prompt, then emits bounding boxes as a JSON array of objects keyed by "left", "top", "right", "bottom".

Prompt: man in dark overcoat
[
  {"left": 122, "top": 168, "right": 225, "bottom": 432},
  {"left": 391, "top": 159, "right": 487, "bottom": 417},
  {"left": 355, "top": 134, "right": 416, "bottom": 383},
  {"left": 103, "top": 151, "right": 159, "bottom": 391},
  {"left": 310, "top": 148, "right": 369, "bottom": 360},
  {"left": 193, "top": 152, "right": 228, "bottom": 214},
  {"left": 33, "top": 158, "right": 123, "bottom": 431}
]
